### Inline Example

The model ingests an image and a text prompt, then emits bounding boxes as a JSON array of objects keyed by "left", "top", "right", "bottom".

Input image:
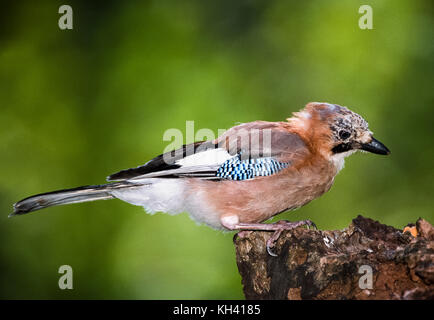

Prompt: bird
[{"left": 11, "top": 102, "right": 390, "bottom": 255}]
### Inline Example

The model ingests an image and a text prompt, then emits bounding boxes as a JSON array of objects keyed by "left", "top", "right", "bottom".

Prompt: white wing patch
[
  {"left": 176, "top": 148, "right": 234, "bottom": 167},
  {"left": 124, "top": 148, "right": 235, "bottom": 181}
]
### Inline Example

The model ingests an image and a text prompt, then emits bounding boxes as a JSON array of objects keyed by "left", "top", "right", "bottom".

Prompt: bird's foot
[{"left": 266, "top": 219, "right": 317, "bottom": 257}]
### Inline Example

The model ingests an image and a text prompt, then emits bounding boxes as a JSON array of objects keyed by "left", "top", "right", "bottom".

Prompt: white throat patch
[{"left": 330, "top": 150, "right": 357, "bottom": 173}]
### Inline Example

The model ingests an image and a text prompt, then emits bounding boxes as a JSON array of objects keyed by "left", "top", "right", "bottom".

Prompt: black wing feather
[{"left": 107, "top": 141, "right": 215, "bottom": 181}]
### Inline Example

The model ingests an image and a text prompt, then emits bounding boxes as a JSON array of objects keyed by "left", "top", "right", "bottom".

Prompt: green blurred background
[{"left": 0, "top": 0, "right": 433, "bottom": 299}]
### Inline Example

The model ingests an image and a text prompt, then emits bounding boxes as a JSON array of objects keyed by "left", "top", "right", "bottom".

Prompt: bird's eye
[{"left": 339, "top": 130, "right": 351, "bottom": 140}]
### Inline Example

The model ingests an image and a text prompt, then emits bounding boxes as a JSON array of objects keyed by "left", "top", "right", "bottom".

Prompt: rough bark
[{"left": 234, "top": 215, "right": 434, "bottom": 300}]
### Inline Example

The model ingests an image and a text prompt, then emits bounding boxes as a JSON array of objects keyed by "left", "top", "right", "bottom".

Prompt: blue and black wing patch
[{"left": 216, "top": 154, "right": 290, "bottom": 181}]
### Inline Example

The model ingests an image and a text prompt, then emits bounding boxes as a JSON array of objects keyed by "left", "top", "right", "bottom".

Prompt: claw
[
  {"left": 305, "top": 220, "right": 317, "bottom": 230},
  {"left": 266, "top": 229, "right": 283, "bottom": 257},
  {"left": 266, "top": 242, "right": 278, "bottom": 257}
]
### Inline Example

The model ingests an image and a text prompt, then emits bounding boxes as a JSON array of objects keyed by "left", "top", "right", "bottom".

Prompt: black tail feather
[{"left": 11, "top": 182, "right": 134, "bottom": 216}]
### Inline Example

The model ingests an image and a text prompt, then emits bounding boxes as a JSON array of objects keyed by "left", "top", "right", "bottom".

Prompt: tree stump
[{"left": 234, "top": 215, "right": 434, "bottom": 300}]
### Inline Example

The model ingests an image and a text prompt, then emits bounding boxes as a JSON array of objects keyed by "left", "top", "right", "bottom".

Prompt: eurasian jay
[{"left": 11, "top": 102, "right": 390, "bottom": 255}]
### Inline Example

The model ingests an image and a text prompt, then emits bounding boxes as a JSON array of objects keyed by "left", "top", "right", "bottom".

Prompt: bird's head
[{"left": 289, "top": 102, "right": 390, "bottom": 169}]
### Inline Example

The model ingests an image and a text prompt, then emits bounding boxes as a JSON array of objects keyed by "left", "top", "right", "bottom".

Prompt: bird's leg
[{"left": 221, "top": 215, "right": 317, "bottom": 256}]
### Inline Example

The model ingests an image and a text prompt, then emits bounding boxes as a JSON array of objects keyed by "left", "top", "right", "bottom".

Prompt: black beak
[{"left": 360, "top": 137, "right": 390, "bottom": 155}]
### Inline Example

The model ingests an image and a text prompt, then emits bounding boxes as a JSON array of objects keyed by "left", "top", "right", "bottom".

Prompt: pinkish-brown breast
[{"left": 185, "top": 155, "right": 337, "bottom": 226}]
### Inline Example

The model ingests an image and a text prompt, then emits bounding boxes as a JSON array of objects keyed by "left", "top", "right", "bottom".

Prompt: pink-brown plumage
[
  {"left": 12, "top": 102, "right": 390, "bottom": 255},
  {"left": 185, "top": 105, "right": 341, "bottom": 227},
  {"left": 187, "top": 158, "right": 336, "bottom": 225}
]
